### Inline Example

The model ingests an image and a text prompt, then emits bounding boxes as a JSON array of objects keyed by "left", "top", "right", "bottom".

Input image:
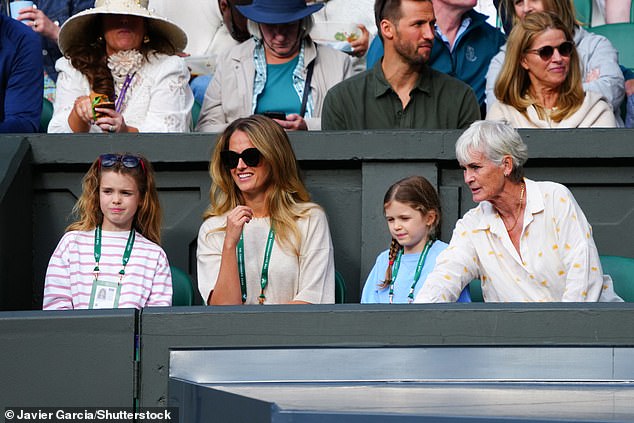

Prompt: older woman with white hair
[
  {"left": 195, "top": 0, "right": 354, "bottom": 132},
  {"left": 415, "top": 120, "right": 621, "bottom": 303}
]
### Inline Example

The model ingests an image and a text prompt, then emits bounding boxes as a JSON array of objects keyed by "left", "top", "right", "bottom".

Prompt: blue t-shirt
[
  {"left": 361, "top": 240, "right": 471, "bottom": 303},
  {"left": 255, "top": 55, "right": 301, "bottom": 115}
]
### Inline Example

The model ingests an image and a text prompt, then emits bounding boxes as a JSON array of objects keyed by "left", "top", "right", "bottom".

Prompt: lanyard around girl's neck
[
  {"left": 237, "top": 227, "right": 275, "bottom": 304},
  {"left": 93, "top": 224, "right": 136, "bottom": 283},
  {"left": 114, "top": 72, "right": 136, "bottom": 113},
  {"left": 389, "top": 239, "right": 434, "bottom": 304}
]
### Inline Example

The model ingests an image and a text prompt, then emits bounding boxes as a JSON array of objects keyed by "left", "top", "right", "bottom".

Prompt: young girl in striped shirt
[{"left": 43, "top": 153, "right": 172, "bottom": 309}]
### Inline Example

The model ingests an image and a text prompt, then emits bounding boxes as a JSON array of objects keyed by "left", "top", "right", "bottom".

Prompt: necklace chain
[{"left": 505, "top": 182, "right": 525, "bottom": 233}]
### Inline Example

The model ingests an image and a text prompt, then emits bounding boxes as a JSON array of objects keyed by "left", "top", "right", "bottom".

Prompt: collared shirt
[
  {"left": 367, "top": 10, "right": 505, "bottom": 109},
  {"left": 415, "top": 178, "right": 621, "bottom": 303},
  {"left": 322, "top": 60, "right": 480, "bottom": 130},
  {"left": 435, "top": 17, "right": 471, "bottom": 53},
  {"left": 252, "top": 39, "right": 314, "bottom": 118}
]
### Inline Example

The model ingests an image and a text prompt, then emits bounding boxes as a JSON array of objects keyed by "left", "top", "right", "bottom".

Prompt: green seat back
[
  {"left": 191, "top": 100, "right": 202, "bottom": 128},
  {"left": 40, "top": 98, "right": 54, "bottom": 132},
  {"left": 573, "top": 0, "right": 593, "bottom": 27},
  {"left": 600, "top": 255, "right": 634, "bottom": 302},
  {"left": 170, "top": 266, "right": 194, "bottom": 306},
  {"left": 469, "top": 279, "right": 484, "bottom": 302},
  {"left": 335, "top": 271, "right": 346, "bottom": 304},
  {"left": 588, "top": 23, "right": 634, "bottom": 69}
]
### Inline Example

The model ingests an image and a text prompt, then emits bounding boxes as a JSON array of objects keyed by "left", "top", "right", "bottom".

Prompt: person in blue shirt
[
  {"left": 361, "top": 176, "right": 471, "bottom": 304},
  {"left": 0, "top": 13, "right": 42, "bottom": 132},
  {"left": 366, "top": 0, "right": 505, "bottom": 116}
]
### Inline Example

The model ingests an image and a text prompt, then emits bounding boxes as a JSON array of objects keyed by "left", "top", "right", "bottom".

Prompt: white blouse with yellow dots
[{"left": 415, "top": 178, "right": 622, "bottom": 303}]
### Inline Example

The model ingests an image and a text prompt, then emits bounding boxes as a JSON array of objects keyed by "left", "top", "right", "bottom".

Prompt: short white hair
[{"left": 455, "top": 120, "right": 528, "bottom": 182}]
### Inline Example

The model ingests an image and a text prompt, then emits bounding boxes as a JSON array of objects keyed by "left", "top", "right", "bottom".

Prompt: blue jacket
[
  {"left": 0, "top": 14, "right": 42, "bottom": 132},
  {"left": 430, "top": 10, "right": 505, "bottom": 111},
  {"left": 366, "top": 10, "right": 505, "bottom": 112}
]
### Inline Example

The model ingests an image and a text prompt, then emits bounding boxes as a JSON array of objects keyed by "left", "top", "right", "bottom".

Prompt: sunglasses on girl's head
[
  {"left": 526, "top": 41, "right": 574, "bottom": 61},
  {"left": 99, "top": 154, "right": 145, "bottom": 173},
  {"left": 220, "top": 148, "right": 262, "bottom": 169}
]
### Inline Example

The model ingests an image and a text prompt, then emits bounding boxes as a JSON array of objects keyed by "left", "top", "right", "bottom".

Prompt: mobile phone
[
  {"left": 262, "top": 111, "right": 287, "bottom": 121},
  {"left": 94, "top": 102, "right": 116, "bottom": 119}
]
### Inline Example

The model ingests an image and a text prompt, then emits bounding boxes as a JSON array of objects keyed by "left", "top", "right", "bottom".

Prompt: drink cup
[
  {"left": 311, "top": 22, "right": 361, "bottom": 54},
  {"left": 9, "top": 1, "right": 34, "bottom": 23}
]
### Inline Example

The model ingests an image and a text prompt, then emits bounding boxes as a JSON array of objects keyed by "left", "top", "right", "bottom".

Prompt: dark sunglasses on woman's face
[
  {"left": 220, "top": 148, "right": 262, "bottom": 169},
  {"left": 99, "top": 154, "right": 145, "bottom": 173},
  {"left": 526, "top": 41, "right": 574, "bottom": 61}
]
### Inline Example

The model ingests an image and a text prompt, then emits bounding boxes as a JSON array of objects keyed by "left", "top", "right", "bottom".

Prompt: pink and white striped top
[{"left": 43, "top": 230, "right": 172, "bottom": 310}]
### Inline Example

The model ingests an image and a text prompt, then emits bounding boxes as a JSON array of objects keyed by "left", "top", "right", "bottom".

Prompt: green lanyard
[
  {"left": 93, "top": 224, "right": 135, "bottom": 283},
  {"left": 237, "top": 227, "right": 275, "bottom": 304},
  {"left": 389, "top": 239, "right": 434, "bottom": 304}
]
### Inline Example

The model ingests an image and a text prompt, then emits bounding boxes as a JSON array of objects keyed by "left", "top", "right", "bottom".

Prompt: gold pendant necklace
[{"left": 506, "top": 182, "right": 525, "bottom": 233}]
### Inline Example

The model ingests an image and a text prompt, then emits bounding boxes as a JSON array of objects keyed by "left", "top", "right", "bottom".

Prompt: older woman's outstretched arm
[{"left": 414, "top": 219, "right": 480, "bottom": 303}]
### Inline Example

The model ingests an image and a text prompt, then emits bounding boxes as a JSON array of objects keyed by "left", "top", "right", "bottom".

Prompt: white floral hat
[{"left": 58, "top": 0, "right": 187, "bottom": 54}]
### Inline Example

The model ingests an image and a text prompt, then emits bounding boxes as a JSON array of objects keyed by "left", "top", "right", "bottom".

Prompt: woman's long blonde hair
[
  {"left": 493, "top": 12, "right": 584, "bottom": 122},
  {"left": 67, "top": 153, "right": 162, "bottom": 245},
  {"left": 204, "top": 115, "right": 313, "bottom": 255}
]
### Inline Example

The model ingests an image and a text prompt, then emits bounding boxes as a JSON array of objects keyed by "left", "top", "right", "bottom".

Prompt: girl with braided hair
[{"left": 361, "top": 176, "right": 471, "bottom": 304}]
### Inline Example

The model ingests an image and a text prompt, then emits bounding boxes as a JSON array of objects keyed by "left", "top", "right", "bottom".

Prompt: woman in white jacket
[
  {"left": 485, "top": 0, "right": 624, "bottom": 125},
  {"left": 195, "top": 0, "right": 353, "bottom": 132},
  {"left": 487, "top": 12, "right": 615, "bottom": 128},
  {"left": 48, "top": 0, "right": 193, "bottom": 133}
]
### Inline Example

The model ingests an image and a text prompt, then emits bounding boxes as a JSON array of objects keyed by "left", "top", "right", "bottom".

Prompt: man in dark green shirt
[{"left": 322, "top": 0, "right": 480, "bottom": 130}]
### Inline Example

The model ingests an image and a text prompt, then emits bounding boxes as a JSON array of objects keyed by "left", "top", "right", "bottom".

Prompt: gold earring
[{"left": 143, "top": 35, "right": 150, "bottom": 44}]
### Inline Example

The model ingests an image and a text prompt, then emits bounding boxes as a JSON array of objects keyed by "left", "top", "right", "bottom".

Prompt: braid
[{"left": 379, "top": 238, "right": 402, "bottom": 289}]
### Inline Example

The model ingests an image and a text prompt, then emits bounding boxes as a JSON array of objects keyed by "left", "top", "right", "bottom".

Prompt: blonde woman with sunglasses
[
  {"left": 487, "top": 12, "right": 615, "bottom": 128},
  {"left": 485, "top": 0, "right": 624, "bottom": 125},
  {"left": 197, "top": 115, "right": 335, "bottom": 305}
]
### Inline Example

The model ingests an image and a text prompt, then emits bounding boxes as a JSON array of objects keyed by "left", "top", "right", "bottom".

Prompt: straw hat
[
  {"left": 58, "top": 0, "right": 187, "bottom": 55},
  {"left": 235, "top": 0, "right": 323, "bottom": 25}
]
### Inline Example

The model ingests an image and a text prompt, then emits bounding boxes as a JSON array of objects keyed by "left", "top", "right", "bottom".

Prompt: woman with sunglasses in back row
[
  {"left": 486, "top": 0, "right": 624, "bottom": 126},
  {"left": 43, "top": 153, "right": 172, "bottom": 310},
  {"left": 487, "top": 12, "right": 615, "bottom": 128},
  {"left": 197, "top": 115, "right": 335, "bottom": 305}
]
